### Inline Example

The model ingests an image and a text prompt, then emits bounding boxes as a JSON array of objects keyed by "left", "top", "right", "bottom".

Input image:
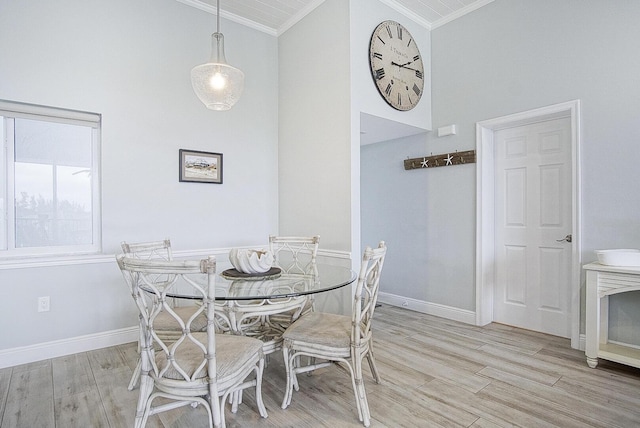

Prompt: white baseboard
[
  {"left": 0, "top": 326, "right": 138, "bottom": 369},
  {"left": 378, "top": 293, "right": 588, "bottom": 350},
  {"left": 378, "top": 292, "right": 476, "bottom": 325},
  {"left": 0, "top": 297, "right": 580, "bottom": 369}
]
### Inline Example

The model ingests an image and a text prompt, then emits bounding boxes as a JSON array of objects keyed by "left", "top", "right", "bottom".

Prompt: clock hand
[
  {"left": 391, "top": 60, "right": 413, "bottom": 68},
  {"left": 396, "top": 64, "right": 420, "bottom": 72},
  {"left": 391, "top": 61, "right": 419, "bottom": 72}
]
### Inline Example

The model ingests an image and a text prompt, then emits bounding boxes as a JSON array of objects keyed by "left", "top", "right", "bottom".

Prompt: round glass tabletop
[{"left": 158, "top": 263, "right": 356, "bottom": 301}]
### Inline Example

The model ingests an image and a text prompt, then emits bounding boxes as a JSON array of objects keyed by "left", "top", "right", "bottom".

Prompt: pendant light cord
[
  {"left": 216, "top": 0, "right": 220, "bottom": 34},
  {"left": 214, "top": 0, "right": 221, "bottom": 62}
]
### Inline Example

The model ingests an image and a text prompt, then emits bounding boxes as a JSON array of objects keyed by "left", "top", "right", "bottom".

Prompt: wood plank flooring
[{"left": 2, "top": 304, "right": 640, "bottom": 427}]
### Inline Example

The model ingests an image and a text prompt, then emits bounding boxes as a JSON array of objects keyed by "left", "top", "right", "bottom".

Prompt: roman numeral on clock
[
  {"left": 375, "top": 68, "right": 385, "bottom": 80},
  {"left": 385, "top": 83, "right": 392, "bottom": 96},
  {"left": 412, "top": 83, "right": 421, "bottom": 96},
  {"left": 373, "top": 52, "right": 383, "bottom": 60},
  {"left": 416, "top": 70, "right": 423, "bottom": 79}
]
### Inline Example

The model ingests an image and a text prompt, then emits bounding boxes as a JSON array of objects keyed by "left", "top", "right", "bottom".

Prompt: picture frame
[{"left": 179, "top": 149, "right": 223, "bottom": 184}]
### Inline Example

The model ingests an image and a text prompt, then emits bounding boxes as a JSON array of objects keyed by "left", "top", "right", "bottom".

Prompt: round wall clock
[{"left": 368, "top": 20, "right": 424, "bottom": 111}]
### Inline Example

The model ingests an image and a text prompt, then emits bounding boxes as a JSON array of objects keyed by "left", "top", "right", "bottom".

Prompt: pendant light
[{"left": 191, "top": 0, "right": 244, "bottom": 111}]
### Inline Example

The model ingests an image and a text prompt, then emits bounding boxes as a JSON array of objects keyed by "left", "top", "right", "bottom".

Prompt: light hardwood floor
[{"left": 2, "top": 304, "right": 640, "bottom": 427}]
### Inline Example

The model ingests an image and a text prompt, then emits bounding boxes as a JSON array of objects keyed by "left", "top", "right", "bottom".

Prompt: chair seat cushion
[
  {"left": 283, "top": 312, "right": 351, "bottom": 349},
  {"left": 156, "top": 333, "right": 263, "bottom": 382}
]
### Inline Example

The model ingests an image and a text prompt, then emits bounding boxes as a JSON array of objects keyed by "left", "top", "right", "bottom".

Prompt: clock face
[{"left": 369, "top": 20, "right": 424, "bottom": 111}]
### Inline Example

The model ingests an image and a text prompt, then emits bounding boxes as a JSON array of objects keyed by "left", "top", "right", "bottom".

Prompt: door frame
[{"left": 475, "top": 100, "right": 581, "bottom": 349}]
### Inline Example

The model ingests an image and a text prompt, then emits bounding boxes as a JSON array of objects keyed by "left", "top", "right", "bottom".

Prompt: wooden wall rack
[{"left": 404, "top": 150, "right": 476, "bottom": 171}]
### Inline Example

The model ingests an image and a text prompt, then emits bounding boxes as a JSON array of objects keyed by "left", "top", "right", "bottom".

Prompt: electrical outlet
[{"left": 38, "top": 296, "right": 50, "bottom": 312}]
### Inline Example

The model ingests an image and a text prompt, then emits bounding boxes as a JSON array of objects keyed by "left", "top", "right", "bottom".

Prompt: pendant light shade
[{"left": 191, "top": 1, "right": 244, "bottom": 111}]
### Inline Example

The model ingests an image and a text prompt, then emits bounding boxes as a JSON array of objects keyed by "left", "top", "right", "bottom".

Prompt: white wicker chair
[
  {"left": 265, "top": 235, "right": 320, "bottom": 330},
  {"left": 121, "top": 239, "right": 173, "bottom": 262},
  {"left": 280, "top": 241, "right": 387, "bottom": 427},
  {"left": 121, "top": 239, "right": 207, "bottom": 391},
  {"left": 269, "top": 235, "right": 320, "bottom": 276},
  {"left": 117, "top": 255, "right": 268, "bottom": 428},
  {"left": 213, "top": 235, "right": 321, "bottom": 356}
]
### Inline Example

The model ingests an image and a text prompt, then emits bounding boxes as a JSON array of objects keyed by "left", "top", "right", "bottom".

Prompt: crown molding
[
  {"left": 175, "top": 0, "right": 277, "bottom": 36},
  {"left": 377, "top": 0, "right": 432, "bottom": 30},
  {"left": 431, "top": 0, "right": 495, "bottom": 30},
  {"left": 277, "top": 0, "right": 326, "bottom": 36},
  {"left": 177, "top": 0, "right": 495, "bottom": 37}
]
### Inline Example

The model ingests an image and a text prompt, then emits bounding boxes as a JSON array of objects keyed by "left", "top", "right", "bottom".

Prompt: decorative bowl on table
[
  {"left": 229, "top": 248, "right": 274, "bottom": 274},
  {"left": 595, "top": 249, "right": 640, "bottom": 267}
]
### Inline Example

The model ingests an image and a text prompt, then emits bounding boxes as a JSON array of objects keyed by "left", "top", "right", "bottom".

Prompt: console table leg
[{"left": 586, "top": 356, "right": 598, "bottom": 368}]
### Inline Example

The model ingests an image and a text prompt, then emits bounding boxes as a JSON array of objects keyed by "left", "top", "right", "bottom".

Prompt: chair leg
[
  {"left": 352, "top": 355, "right": 371, "bottom": 427},
  {"left": 202, "top": 397, "right": 215, "bottom": 428},
  {"left": 135, "top": 371, "right": 154, "bottom": 428},
  {"left": 292, "top": 355, "right": 300, "bottom": 391},
  {"left": 345, "top": 360, "right": 364, "bottom": 424},
  {"left": 255, "top": 357, "right": 268, "bottom": 418},
  {"left": 306, "top": 356, "right": 315, "bottom": 375},
  {"left": 218, "top": 395, "right": 227, "bottom": 428},
  {"left": 128, "top": 357, "right": 141, "bottom": 391},
  {"left": 366, "top": 342, "right": 381, "bottom": 384},
  {"left": 230, "top": 391, "right": 240, "bottom": 413},
  {"left": 210, "top": 383, "right": 224, "bottom": 428},
  {"left": 129, "top": 331, "right": 143, "bottom": 391},
  {"left": 281, "top": 345, "right": 294, "bottom": 409},
  {"left": 355, "top": 380, "right": 371, "bottom": 427}
]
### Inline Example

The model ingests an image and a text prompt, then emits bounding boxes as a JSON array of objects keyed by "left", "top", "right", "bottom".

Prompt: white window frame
[{"left": 0, "top": 100, "right": 101, "bottom": 258}]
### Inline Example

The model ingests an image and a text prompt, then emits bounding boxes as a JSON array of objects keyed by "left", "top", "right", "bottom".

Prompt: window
[{"left": 0, "top": 100, "right": 101, "bottom": 257}]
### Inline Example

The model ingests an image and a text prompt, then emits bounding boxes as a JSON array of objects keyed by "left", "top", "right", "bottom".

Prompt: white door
[{"left": 494, "top": 117, "right": 572, "bottom": 338}]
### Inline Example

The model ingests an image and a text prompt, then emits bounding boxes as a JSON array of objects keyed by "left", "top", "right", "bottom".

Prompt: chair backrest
[
  {"left": 352, "top": 241, "right": 387, "bottom": 347},
  {"left": 268, "top": 235, "right": 320, "bottom": 275},
  {"left": 121, "top": 239, "right": 173, "bottom": 261},
  {"left": 121, "top": 239, "right": 176, "bottom": 306},
  {"left": 117, "top": 255, "right": 217, "bottom": 386}
]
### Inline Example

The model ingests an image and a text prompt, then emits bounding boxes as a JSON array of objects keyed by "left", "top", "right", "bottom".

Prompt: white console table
[{"left": 584, "top": 262, "right": 640, "bottom": 369}]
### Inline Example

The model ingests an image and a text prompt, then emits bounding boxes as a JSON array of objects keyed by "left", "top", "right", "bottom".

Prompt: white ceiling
[
  {"left": 178, "top": 0, "right": 494, "bottom": 35},
  {"left": 178, "top": 0, "right": 494, "bottom": 144}
]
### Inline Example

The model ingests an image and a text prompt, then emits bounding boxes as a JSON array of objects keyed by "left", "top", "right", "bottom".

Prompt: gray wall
[
  {"left": 362, "top": 0, "right": 640, "bottom": 334},
  {"left": 0, "top": 0, "right": 279, "bottom": 351},
  {"left": 431, "top": 0, "right": 640, "bottom": 254},
  {"left": 362, "top": 134, "right": 476, "bottom": 310},
  {"left": 278, "top": 0, "right": 352, "bottom": 250}
]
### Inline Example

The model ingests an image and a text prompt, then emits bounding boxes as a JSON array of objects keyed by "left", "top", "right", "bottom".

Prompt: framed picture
[{"left": 179, "top": 149, "right": 223, "bottom": 184}]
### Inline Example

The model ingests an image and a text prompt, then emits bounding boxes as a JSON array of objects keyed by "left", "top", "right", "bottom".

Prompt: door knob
[{"left": 556, "top": 234, "right": 572, "bottom": 243}]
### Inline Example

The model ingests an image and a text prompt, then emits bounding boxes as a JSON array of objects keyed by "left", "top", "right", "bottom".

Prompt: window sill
[{"left": 0, "top": 253, "right": 113, "bottom": 270}]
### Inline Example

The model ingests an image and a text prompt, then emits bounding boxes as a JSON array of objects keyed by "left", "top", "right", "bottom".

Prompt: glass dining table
[
  {"left": 161, "top": 262, "right": 357, "bottom": 354},
  {"left": 160, "top": 262, "right": 356, "bottom": 301}
]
